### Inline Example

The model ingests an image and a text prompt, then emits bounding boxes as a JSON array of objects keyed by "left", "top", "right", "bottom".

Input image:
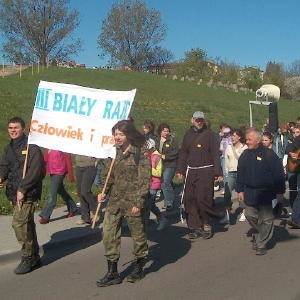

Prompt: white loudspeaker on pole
[
  {"left": 255, "top": 84, "right": 280, "bottom": 102},
  {"left": 249, "top": 84, "right": 280, "bottom": 127}
]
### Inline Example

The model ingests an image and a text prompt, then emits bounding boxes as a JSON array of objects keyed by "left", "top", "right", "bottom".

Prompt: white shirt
[{"left": 224, "top": 143, "right": 248, "bottom": 173}]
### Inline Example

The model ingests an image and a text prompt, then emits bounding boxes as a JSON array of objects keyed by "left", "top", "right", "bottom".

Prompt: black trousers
[{"left": 75, "top": 166, "right": 97, "bottom": 222}]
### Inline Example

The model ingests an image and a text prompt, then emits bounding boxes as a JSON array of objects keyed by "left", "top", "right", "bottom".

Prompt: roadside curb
[{"left": 0, "top": 226, "right": 102, "bottom": 264}]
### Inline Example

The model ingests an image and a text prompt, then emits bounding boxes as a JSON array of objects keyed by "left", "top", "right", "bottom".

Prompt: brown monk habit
[{"left": 177, "top": 126, "right": 222, "bottom": 229}]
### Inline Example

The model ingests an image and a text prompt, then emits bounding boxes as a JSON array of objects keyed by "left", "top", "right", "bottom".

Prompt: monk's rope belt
[{"left": 180, "top": 164, "right": 214, "bottom": 223}]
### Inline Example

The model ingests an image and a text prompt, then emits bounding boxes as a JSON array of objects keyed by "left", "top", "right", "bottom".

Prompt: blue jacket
[{"left": 236, "top": 145, "right": 285, "bottom": 206}]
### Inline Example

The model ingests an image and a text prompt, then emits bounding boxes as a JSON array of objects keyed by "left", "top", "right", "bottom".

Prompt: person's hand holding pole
[{"left": 16, "top": 190, "right": 24, "bottom": 210}]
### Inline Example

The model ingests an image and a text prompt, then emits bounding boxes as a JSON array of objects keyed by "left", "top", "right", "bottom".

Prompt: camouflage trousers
[
  {"left": 12, "top": 202, "right": 39, "bottom": 257},
  {"left": 103, "top": 210, "right": 148, "bottom": 262}
]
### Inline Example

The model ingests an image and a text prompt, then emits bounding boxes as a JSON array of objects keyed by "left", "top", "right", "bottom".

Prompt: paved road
[{"left": 1, "top": 210, "right": 300, "bottom": 300}]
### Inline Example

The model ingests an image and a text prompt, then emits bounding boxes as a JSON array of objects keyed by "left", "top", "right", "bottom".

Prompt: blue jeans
[
  {"left": 40, "top": 174, "right": 77, "bottom": 218},
  {"left": 220, "top": 156, "right": 226, "bottom": 189},
  {"left": 288, "top": 172, "right": 299, "bottom": 207},
  {"left": 291, "top": 173, "right": 300, "bottom": 224},
  {"left": 162, "top": 167, "right": 176, "bottom": 207},
  {"left": 145, "top": 189, "right": 161, "bottom": 220},
  {"left": 224, "top": 171, "right": 245, "bottom": 210},
  {"left": 93, "top": 164, "right": 102, "bottom": 186}
]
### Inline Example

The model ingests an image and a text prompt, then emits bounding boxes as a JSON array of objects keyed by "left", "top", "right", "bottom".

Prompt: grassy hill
[
  {"left": 1, "top": 66, "right": 299, "bottom": 149},
  {"left": 0, "top": 66, "right": 299, "bottom": 214}
]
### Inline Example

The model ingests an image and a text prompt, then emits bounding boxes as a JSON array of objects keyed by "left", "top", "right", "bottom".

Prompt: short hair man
[
  {"left": 0, "top": 117, "right": 44, "bottom": 274},
  {"left": 236, "top": 128, "right": 285, "bottom": 255},
  {"left": 176, "top": 111, "right": 223, "bottom": 239}
]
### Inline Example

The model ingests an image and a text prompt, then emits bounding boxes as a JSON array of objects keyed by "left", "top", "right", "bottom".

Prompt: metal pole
[{"left": 249, "top": 102, "right": 253, "bottom": 127}]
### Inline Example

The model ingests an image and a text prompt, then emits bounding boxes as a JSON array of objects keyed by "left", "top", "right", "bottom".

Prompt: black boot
[
  {"left": 14, "top": 255, "right": 40, "bottom": 275},
  {"left": 127, "top": 258, "right": 146, "bottom": 283},
  {"left": 96, "top": 261, "right": 122, "bottom": 287}
]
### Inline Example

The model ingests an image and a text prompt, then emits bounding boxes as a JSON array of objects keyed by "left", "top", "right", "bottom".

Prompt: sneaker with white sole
[
  {"left": 214, "top": 184, "right": 220, "bottom": 191},
  {"left": 239, "top": 212, "right": 246, "bottom": 222},
  {"left": 219, "top": 212, "right": 230, "bottom": 224}
]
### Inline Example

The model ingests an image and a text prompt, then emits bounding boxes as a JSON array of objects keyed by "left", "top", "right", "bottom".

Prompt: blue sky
[
  {"left": 5, "top": 0, "right": 300, "bottom": 70},
  {"left": 70, "top": 0, "right": 300, "bottom": 70}
]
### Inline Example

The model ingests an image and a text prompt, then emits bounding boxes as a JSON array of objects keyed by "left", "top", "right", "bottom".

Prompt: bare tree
[
  {"left": 0, "top": 0, "right": 81, "bottom": 65},
  {"left": 146, "top": 46, "right": 173, "bottom": 66},
  {"left": 284, "top": 76, "right": 300, "bottom": 101},
  {"left": 98, "top": 0, "right": 169, "bottom": 70},
  {"left": 287, "top": 59, "right": 300, "bottom": 76}
]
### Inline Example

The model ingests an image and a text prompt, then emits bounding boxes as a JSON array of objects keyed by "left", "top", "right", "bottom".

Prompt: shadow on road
[
  {"left": 269, "top": 225, "right": 300, "bottom": 249},
  {"left": 119, "top": 224, "right": 191, "bottom": 278},
  {"left": 41, "top": 227, "right": 102, "bottom": 266},
  {"left": 246, "top": 224, "right": 299, "bottom": 250}
]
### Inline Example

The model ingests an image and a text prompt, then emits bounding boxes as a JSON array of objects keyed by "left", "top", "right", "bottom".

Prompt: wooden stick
[
  {"left": 17, "top": 144, "right": 29, "bottom": 210},
  {"left": 22, "top": 144, "right": 29, "bottom": 178},
  {"left": 91, "top": 144, "right": 131, "bottom": 229}
]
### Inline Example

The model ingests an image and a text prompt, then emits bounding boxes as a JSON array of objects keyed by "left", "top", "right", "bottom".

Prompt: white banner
[{"left": 28, "top": 81, "right": 136, "bottom": 158}]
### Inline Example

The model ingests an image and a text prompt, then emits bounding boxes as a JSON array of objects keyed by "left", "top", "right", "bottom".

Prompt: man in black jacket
[
  {"left": 237, "top": 128, "right": 285, "bottom": 255},
  {"left": 286, "top": 133, "right": 300, "bottom": 228},
  {"left": 0, "top": 117, "right": 44, "bottom": 274}
]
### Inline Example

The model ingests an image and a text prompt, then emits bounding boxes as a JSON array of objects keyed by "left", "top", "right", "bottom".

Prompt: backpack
[{"left": 151, "top": 150, "right": 162, "bottom": 178}]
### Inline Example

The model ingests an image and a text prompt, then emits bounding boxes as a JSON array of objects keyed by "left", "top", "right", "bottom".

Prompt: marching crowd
[{"left": 0, "top": 113, "right": 299, "bottom": 287}]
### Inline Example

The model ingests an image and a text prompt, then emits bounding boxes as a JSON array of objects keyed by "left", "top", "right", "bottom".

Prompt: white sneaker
[
  {"left": 157, "top": 217, "right": 168, "bottom": 231},
  {"left": 214, "top": 184, "right": 220, "bottom": 191},
  {"left": 239, "top": 212, "right": 246, "bottom": 222},
  {"left": 155, "top": 190, "right": 161, "bottom": 200}
]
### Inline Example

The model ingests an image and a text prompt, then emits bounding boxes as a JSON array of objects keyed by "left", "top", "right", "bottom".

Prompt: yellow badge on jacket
[
  {"left": 22, "top": 150, "right": 27, "bottom": 155},
  {"left": 165, "top": 144, "right": 170, "bottom": 147},
  {"left": 256, "top": 156, "right": 262, "bottom": 161},
  {"left": 196, "top": 144, "right": 202, "bottom": 148}
]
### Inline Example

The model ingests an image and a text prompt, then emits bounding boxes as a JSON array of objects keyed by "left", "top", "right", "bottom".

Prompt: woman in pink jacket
[
  {"left": 146, "top": 141, "right": 167, "bottom": 231},
  {"left": 39, "top": 150, "right": 77, "bottom": 224}
]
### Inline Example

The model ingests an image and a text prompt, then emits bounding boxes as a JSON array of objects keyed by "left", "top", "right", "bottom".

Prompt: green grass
[
  {"left": 1, "top": 66, "right": 299, "bottom": 144},
  {"left": 0, "top": 177, "right": 79, "bottom": 215},
  {"left": 0, "top": 66, "right": 299, "bottom": 215}
]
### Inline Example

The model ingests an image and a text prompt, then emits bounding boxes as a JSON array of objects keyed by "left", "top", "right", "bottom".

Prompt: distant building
[
  {"left": 116, "top": 65, "right": 138, "bottom": 71},
  {"left": 147, "top": 63, "right": 177, "bottom": 74},
  {"left": 53, "top": 59, "right": 86, "bottom": 68}
]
